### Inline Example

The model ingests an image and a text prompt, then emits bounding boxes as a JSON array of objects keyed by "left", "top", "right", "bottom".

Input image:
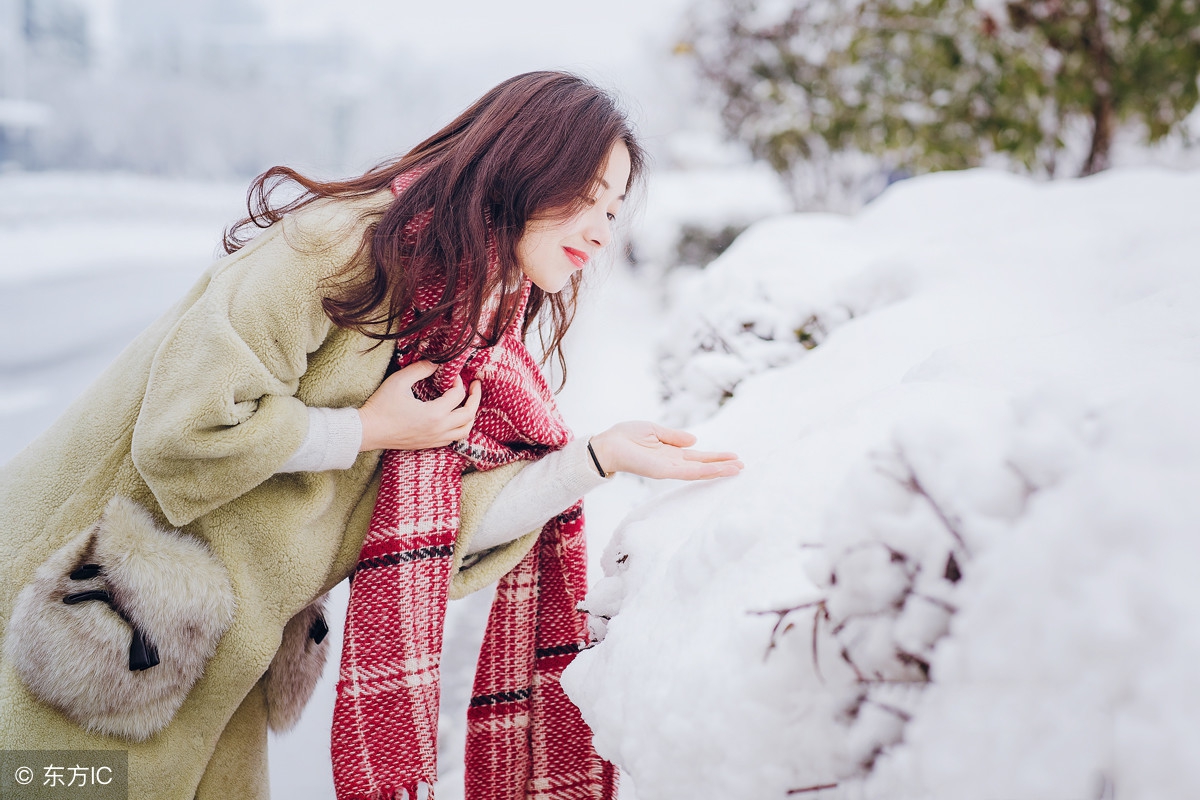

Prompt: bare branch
[
  {"left": 751, "top": 600, "right": 825, "bottom": 662},
  {"left": 893, "top": 449, "right": 969, "bottom": 553},
  {"left": 787, "top": 782, "right": 839, "bottom": 795}
]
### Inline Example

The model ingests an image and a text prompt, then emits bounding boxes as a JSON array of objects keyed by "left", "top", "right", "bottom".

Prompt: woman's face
[{"left": 517, "top": 140, "right": 632, "bottom": 293}]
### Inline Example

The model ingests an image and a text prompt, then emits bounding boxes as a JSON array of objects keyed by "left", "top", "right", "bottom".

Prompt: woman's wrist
[
  {"left": 357, "top": 407, "right": 379, "bottom": 452},
  {"left": 587, "top": 432, "right": 615, "bottom": 477}
]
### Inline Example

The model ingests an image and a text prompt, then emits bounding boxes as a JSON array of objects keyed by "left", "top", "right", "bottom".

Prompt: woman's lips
[{"left": 563, "top": 247, "right": 590, "bottom": 269}]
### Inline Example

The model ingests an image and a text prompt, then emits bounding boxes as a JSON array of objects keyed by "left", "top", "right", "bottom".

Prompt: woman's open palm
[{"left": 589, "top": 421, "right": 742, "bottom": 481}]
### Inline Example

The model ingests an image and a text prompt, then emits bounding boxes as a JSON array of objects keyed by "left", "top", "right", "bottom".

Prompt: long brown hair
[{"left": 223, "top": 71, "right": 645, "bottom": 382}]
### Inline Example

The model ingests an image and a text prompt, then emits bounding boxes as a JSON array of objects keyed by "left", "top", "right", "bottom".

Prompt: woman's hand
[
  {"left": 358, "top": 360, "right": 481, "bottom": 452},
  {"left": 587, "top": 422, "right": 743, "bottom": 481}
]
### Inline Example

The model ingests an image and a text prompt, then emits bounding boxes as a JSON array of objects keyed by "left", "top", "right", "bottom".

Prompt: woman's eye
[{"left": 607, "top": 212, "right": 617, "bottom": 222}]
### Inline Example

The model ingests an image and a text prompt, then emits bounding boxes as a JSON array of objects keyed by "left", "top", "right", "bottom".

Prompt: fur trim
[
  {"left": 263, "top": 593, "right": 330, "bottom": 733},
  {"left": 3, "top": 495, "right": 235, "bottom": 741}
]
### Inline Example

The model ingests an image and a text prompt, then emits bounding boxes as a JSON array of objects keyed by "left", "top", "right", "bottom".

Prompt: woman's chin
[
  {"left": 537, "top": 277, "right": 572, "bottom": 294},
  {"left": 519, "top": 264, "right": 575, "bottom": 294}
]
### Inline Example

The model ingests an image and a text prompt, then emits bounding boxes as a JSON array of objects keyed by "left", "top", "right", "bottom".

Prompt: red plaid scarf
[{"left": 330, "top": 173, "right": 618, "bottom": 800}]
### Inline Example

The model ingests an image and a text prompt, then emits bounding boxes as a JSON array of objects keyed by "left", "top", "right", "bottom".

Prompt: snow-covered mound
[{"left": 563, "top": 168, "right": 1200, "bottom": 800}]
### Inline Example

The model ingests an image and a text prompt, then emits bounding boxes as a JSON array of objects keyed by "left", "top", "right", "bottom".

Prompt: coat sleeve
[
  {"left": 450, "top": 462, "right": 541, "bottom": 600},
  {"left": 132, "top": 214, "right": 359, "bottom": 527}
]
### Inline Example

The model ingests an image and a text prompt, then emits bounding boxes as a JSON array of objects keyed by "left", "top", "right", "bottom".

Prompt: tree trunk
[{"left": 1081, "top": 0, "right": 1114, "bottom": 175}]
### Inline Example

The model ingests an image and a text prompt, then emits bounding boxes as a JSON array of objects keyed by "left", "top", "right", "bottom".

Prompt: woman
[{"left": 0, "top": 72, "right": 741, "bottom": 800}]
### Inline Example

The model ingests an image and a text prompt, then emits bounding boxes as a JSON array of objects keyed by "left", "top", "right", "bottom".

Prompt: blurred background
[
  {"left": 0, "top": 0, "right": 711, "bottom": 179},
  {"left": 2, "top": 0, "right": 1196, "bottom": 194},
  {"left": 2, "top": 2, "right": 1199, "bottom": 799}
]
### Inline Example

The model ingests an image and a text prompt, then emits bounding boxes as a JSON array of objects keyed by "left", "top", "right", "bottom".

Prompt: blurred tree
[
  {"left": 679, "top": 0, "right": 1200, "bottom": 202},
  {"left": 23, "top": 0, "right": 90, "bottom": 68}
]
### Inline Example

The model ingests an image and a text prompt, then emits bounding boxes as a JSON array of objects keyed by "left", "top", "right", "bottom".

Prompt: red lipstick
[{"left": 563, "top": 247, "right": 589, "bottom": 269}]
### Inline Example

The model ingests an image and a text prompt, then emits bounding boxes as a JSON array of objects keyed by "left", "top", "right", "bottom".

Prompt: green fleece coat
[{"left": 0, "top": 190, "right": 541, "bottom": 799}]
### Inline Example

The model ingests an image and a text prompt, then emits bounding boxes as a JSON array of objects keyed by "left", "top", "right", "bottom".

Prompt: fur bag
[
  {"left": 3, "top": 495, "right": 236, "bottom": 741},
  {"left": 263, "top": 593, "right": 330, "bottom": 733}
]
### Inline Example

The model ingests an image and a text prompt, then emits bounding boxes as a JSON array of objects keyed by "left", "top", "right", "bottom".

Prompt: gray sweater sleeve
[
  {"left": 277, "top": 407, "right": 363, "bottom": 473},
  {"left": 277, "top": 408, "right": 609, "bottom": 555},
  {"left": 466, "top": 437, "right": 609, "bottom": 554}
]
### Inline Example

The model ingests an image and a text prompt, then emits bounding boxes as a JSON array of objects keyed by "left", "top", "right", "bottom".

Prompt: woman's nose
[{"left": 584, "top": 212, "right": 611, "bottom": 249}]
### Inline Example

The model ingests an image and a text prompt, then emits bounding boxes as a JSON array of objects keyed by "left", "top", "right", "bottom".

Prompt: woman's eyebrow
[{"left": 597, "top": 179, "right": 627, "bottom": 201}]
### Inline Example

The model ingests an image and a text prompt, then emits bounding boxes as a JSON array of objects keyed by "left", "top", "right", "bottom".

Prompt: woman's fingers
[
  {"left": 679, "top": 449, "right": 741, "bottom": 463},
  {"left": 396, "top": 359, "right": 438, "bottom": 386},
  {"left": 447, "top": 388, "right": 480, "bottom": 441},
  {"left": 434, "top": 374, "right": 465, "bottom": 408},
  {"left": 677, "top": 455, "right": 743, "bottom": 476},
  {"left": 651, "top": 424, "right": 698, "bottom": 448},
  {"left": 440, "top": 380, "right": 481, "bottom": 445},
  {"left": 463, "top": 380, "right": 482, "bottom": 414},
  {"left": 445, "top": 380, "right": 481, "bottom": 423},
  {"left": 671, "top": 459, "right": 743, "bottom": 480},
  {"left": 627, "top": 443, "right": 743, "bottom": 480}
]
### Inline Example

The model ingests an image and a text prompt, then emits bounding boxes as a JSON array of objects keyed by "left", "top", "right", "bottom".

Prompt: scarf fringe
[{"left": 339, "top": 783, "right": 427, "bottom": 800}]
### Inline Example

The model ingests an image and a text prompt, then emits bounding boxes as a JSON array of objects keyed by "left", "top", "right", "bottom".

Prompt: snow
[{"left": 563, "top": 167, "right": 1200, "bottom": 798}]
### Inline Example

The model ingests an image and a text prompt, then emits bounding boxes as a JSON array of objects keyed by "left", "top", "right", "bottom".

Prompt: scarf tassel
[{"left": 338, "top": 783, "right": 428, "bottom": 800}]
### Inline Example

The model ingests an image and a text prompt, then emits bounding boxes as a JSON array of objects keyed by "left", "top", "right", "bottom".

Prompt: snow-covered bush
[
  {"left": 656, "top": 213, "right": 915, "bottom": 424},
  {"left": 564, "top": 167, "right": 1200, "bottom": 799}
]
